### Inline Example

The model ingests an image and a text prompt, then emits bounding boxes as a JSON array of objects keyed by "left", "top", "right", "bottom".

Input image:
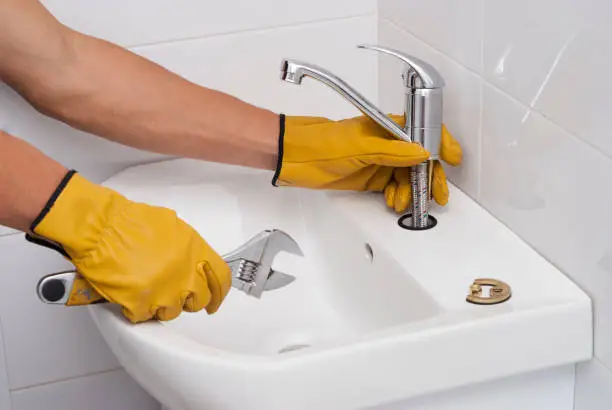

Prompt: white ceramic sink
[{"left": 88, "top": 158, "right": 592, "bottom": 410}]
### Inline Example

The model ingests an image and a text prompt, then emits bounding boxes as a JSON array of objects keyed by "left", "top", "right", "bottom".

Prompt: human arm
[
  {"left": 0, "top": 0, "right": 462, "bottom": 213},
  {"left": 0, "top": 0, "right": 279, "bottom": 170},
  {"left": 0, "top": 128, "right": 230, "bottom": 322},
  {"left": 0, "top": 129, "right": 67, "bottom": 232}
]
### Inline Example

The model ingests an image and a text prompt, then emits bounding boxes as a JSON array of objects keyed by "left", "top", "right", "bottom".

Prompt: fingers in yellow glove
[
  {"left": 384, "top": 160, "right": 453, "bottom": 212},
  {"left": 431, "top": 125, "right": 461, "bottom": 206},
  {"left": 199, "top": 255, "right": 232, "bottom": 314},
  {"left": 154, "top": 294, "right": 189, "bottom": 322},
  {"left": 275, "top": 114, "right": 429, "bottom": 190},
  {"left": 384, "top": 181, "right": 397, "bottom": 209},
  {"left": 384, "top": 168, "right": 412, "bottom": 213},
  {"left": 278, "top": 113, "right": 464, "bottom": 213},
  {"left": 28, "top": 170, "right": 231, "bottom": 323},
  {"left": 431, "top": 160, "right": 449, "bottom": 206},
  {"left": 440, "top": 124, "right": 463, "bottom": 166}
]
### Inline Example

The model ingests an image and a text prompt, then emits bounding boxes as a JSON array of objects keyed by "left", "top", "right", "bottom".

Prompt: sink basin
[{"left": 88, "top": 158, "right": 592, "bottom": 410}]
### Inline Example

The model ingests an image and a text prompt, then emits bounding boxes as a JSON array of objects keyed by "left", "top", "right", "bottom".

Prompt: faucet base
[
  {"left": 408, "top": 161, "right": 433, "bottom": 229},
  {"left": 397, "top": 214, "right": 437, "bottom": 231}
]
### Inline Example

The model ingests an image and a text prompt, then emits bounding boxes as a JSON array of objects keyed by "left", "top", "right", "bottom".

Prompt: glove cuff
[
  {"left": 271, "top": 113, "right": 286, "bottom": 187},
  {"left": 27, "top": 170, "right": 126, "bottom": 259},
  {"left": 25, "top": 170, "right": 78, "bottom": 259},
  {"left": 30, "top": 169, "right": 78, "bottom": 232}
]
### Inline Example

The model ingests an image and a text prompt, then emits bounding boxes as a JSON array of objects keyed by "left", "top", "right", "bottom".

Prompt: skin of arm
[
  {"left": 0, "top": 0, "right": 280, "bottom": 171},
  {"left": 0, "top": 0, "right": 282, "bottom": 231},
  {"left": 0, "top": 130, "right": 68, "bottom": 231}
]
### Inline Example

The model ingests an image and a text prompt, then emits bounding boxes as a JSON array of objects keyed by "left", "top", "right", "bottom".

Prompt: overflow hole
[{"left": 364, "top": 243, "right": 374, "bottom": 262}]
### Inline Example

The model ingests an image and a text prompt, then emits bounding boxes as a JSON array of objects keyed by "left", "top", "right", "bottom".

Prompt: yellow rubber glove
[
  {"left": 26, "top": 170, "right": 231, "bottom": 323},
  {"left": 384, "top": 118, "right": 463, "bottom": 213},
  {"left": 272, "top": 114, "right": 429, "bottom": 191},
  {"left": 273, "top": 114, "right": 462, "bottom": 213}
]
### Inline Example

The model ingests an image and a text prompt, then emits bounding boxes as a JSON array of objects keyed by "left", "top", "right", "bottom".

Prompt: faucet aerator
[{"left": 280, "top": 60, "right": 302, "bottom": 84}]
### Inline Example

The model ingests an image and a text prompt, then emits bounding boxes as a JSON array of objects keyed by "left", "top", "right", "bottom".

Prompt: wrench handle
[{"left": 37, "top": 271, "right": 106, "bottom": 305}]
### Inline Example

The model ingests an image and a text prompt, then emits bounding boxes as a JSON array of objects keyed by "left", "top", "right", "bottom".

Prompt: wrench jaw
[
  {"left": 227, "top": 259, "right": 256, "bottom": 295},
  {"left": 225, "top": 229, "right": 303, "bottom": 298}
]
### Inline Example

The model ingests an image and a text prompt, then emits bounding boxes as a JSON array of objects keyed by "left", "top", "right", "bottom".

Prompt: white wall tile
[
  {"left": 534, "top": 24, "right": 612, "bottom": 159},
  {"left": 484, "top": 0, "right": 612, "bottom": 160},
  {"left": 41, "top": 0, "right": 376, "bottom": 47},
  {"left": 132, "top": 17, "right": 378, "bottom": 120},
  {"left": 378, "top": 20, "right": 482, "bottom": 200},
  {"left": 375, "top": 365, "right": 574, "bottom": 410},
  {"left": 0, "top": 234, "right": 120, "bottom": 389},
  {"left": 482, "top": 0, "right": 589, "bottom": 107},
  {"left": 378, "top": 0, "right": 483, "bottom": 72},
  {"left": 0, "top": 324, "right": 12, "bottom": 410},
  {"left": 574, "top": 360, "right": 612, "bottom": 410},
  {"left": 11, "top": 370, "right": 159, "bottom": 410},
  {"left": 480, "top": 84, "right": 612, "bottom": 370}
]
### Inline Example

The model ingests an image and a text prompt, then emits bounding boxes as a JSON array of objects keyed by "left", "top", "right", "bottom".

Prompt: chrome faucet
[{"left": 280, "top": 44, "right": 445, "bottom": 230}]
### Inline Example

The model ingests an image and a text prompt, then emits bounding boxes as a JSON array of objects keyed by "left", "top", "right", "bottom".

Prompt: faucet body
[
  {"left": 280, "top": 45, "right": 445, "bottom": 229},
  {"left": 404, "top": 80, "right": 443, "bottom": 160}
]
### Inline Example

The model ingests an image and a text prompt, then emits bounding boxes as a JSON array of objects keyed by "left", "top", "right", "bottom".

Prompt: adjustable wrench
[{"left": 36, "top": 229, "right": 303, "bottom": 306}]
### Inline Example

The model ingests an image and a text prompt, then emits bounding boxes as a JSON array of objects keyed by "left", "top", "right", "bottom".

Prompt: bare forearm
[
  {"left": 0, "top": 130, "right": 67, "bottom": 232},
  {"left": 39, "top": 32, "right": 279, "bottom": 169},
  {"left": 0, "top": 1, "right": 279, "bottom": 170}
]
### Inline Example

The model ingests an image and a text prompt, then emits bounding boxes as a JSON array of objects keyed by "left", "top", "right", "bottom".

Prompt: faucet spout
[{"left": 280, "top": 59, "right": 411, "bottom": 143}]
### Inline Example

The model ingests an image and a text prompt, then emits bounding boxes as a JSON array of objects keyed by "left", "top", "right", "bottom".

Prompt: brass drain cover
[{"left": 466, "top": 278, "right": 511, "bottom": 305}]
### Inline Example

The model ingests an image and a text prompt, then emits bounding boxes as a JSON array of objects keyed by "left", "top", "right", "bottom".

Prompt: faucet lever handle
[{"left": 357, "top": 44, "right": 445, "bottom": 89}]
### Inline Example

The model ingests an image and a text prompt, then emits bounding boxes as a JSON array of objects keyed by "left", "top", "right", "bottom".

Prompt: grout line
[
  {"left": 571, "top": 363, "right": 578, "bottom": 410},
  {"left": 476, "top": 77, "right": 484, "bottom": 202},
  {"left": 599, "top": 357, "right": 612, "bottom": 374},
  {"left": 483, "top": 82, "right": 612, "bottom": 163},
  {"left": 129, "top": 13, "right": 377, "bottom": 51},
  {"left": 381, "top": 18, "right": 482, "bottom": 77},
  {"left": 379, "top": 17, "right": 612, "bottom": 164},
  {"left": 479, "top": 0, "right": 485, "bottom": 75},
  {"left": 374, "top": 14, "right": 380, "bottom": 106},
  {"left": 9, "top": 367, "right": 122, "bottom": 393},
  {"left": 476, "top": 0, "right": 485, "bottom": 203},
  {"left": 0, "top": 315, "right": 13, "bottom": 407},
  {"left": 573, "top": 358, "right": 612, "bottom": 409}
]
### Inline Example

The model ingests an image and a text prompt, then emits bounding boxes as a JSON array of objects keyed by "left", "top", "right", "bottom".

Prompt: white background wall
[
  {"left": 0, "top": 1, "right": 378, "bottom": 408},
  {"left": 377, "top": 0, "right": 612, "bottom": 409}
]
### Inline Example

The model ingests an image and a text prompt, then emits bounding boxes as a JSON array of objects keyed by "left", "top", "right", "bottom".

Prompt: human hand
[
  {"left": 383, "top": 116, "right": 463, "bottom": 213},
  {"left": 273, "top": 114, "right": 462, "bottom": 212},
  {"left": 26, "top": 171, "right": 231, "bottom": 323}
]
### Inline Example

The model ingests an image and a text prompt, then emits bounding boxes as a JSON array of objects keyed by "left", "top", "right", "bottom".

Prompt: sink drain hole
[
  {"left": 278, "top": 344, "right": 311, "bottom": 354},
  {"left": 398, "top": 214, "right": 437, "bottom": 231}
]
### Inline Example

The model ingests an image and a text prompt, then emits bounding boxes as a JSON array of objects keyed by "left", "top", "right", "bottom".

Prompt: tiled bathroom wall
[
  {"left": 377, "top": 0, "right": 612, "bottom": 409},
  {"left": 0, "top": 1, "right": 377, "bottom": 408}
]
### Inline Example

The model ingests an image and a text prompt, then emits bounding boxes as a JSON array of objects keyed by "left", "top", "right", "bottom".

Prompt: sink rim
[
  {"left": 86, "top": 158, "right": 593, "bottom": 409},
  {"left": 93, "top": 158, "right": 592, "bottom": 334}
]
